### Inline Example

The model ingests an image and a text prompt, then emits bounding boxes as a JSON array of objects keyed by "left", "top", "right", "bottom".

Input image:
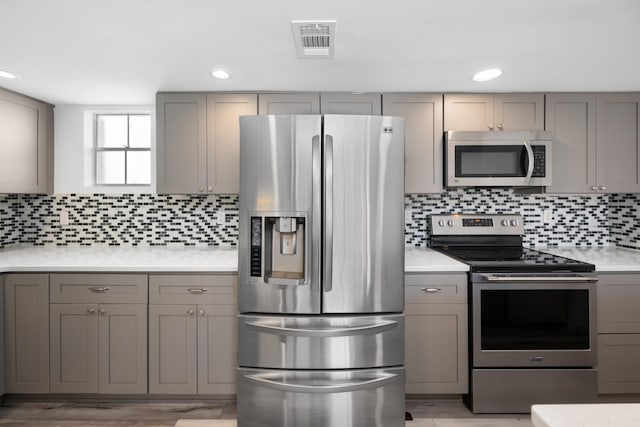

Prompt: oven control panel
[{"left": 430, "top": 214, "right": 524, "bottom": 236}]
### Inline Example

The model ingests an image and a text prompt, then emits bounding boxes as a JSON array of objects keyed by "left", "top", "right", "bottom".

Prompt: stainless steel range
[{"left": 430, "top": 214, "right": 598, "bottom": 413}]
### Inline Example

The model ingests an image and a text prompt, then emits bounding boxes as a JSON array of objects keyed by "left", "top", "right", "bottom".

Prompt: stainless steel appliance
[
  {"left": 445, "top": 130, "right": 552, "bottom": 187},
  {"left": 238, "top": 114, "right": 405, "bottom": 427},
  {"left": 430, "top": 214, "right": 597, "bottom": 413}
]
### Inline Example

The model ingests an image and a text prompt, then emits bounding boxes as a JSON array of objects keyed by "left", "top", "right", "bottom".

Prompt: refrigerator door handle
[
  {"left": 242, "top": 372, "right": 398, "bottom": 394},
  {"left": 244, "top": 319, "right": 399, "bottom": 337},
  {"left": 323, "top": 134, "right": 334, "bottom": 292}
]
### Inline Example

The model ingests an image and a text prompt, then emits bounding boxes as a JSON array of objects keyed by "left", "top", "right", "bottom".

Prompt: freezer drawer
[
  {"left": 238, "top": 314, "right": 404, "bottom": 369},
  {"left": 237, "top": 367, "right": 405, "bottom": 427}
]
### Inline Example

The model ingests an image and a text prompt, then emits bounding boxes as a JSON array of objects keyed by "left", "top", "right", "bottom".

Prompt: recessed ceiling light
[
  {"left": 211, "top": 69, "right": 231, "bottom": 80},
  {"left": 0, "top": 69, "right": 17, "bottom": 79},
  {"left": 472, "top": 68, "right": 503, "bottom": 82}
]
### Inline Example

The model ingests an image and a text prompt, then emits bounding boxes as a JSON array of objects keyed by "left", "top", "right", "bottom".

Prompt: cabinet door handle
[
  {"left": 599, "top": 186, "right": 607, "bottom": 191},
  {"left": 87, "top": 308, "right": 96, "bottom": 315},
  {"left": 488, "top": 123, "right": 494, "bottom": 130},
  {"left": 98, "top": 309, "right": 106, "bottom": 316},
  {"left": 498, "top": 123, "right": 503, "bottom": 130},
  {"left": 199, "top": 187, "right": 204, "bottom": 192},
  {"left": 421, "top": 287, "right": 442, "bottom": 293},
  {"left": 198, "top": 309, "right": 205, "bottom": 317},
  {"left": 187, "top": 309, "right": 195, "bottom": 316},
  {"left": 208, "top": 186, "right": 213, "bottom": 192},
  {"left": 187, "top": 288, "right": 208, "bottom": 294},
  {"left": 591, "top": 186, "right": 598, "bottom": 191},
  {"left": 89, "top": 287, "right": 110, "bottom": 293}
]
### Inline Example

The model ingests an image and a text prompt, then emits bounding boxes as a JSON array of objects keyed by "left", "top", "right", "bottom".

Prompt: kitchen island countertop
[{"left": 0, "top": 245, "right": 469, "bottom": 274}]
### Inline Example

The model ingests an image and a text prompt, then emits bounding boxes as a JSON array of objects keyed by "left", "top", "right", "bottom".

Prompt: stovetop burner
[{"left": 429, "top": 214, "right": 595, "bottom": 273}]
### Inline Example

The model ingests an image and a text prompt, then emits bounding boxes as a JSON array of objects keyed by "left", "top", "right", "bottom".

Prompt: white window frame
[{"left": 94, "top": 113, "right": 152, "bottom": 186}]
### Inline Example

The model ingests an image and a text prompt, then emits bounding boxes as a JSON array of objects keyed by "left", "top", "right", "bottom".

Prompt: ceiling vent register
[{"left": 291, "top": 20, "right": 336, "bottom": 58}]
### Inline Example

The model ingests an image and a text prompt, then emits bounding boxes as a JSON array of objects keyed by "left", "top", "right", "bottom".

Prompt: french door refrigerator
[{"left": 237, "top": 114, "right": 405, "bottom": 427}]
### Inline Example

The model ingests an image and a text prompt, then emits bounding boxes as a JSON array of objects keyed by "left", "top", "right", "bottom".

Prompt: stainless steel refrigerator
[{"left": 237, "top": 114, "right": 405, "bottom": 427}]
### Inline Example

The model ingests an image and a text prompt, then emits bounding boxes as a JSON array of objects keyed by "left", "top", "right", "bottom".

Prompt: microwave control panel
[{"left": 532, "top": 146, "right": 546, "bottom": 177}]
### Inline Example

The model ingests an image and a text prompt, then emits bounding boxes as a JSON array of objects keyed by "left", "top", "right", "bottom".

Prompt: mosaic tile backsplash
[{"left": 0, "top": 189, "right": 637, "bottom": 248}]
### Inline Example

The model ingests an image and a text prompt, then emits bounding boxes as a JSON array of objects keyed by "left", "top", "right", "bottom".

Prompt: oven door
[
  {"left": 471, "top": 273, "right": 597, "bottom": 368},
  {"left": 446, "top": 140, "right": 551, "bottom": 187}
]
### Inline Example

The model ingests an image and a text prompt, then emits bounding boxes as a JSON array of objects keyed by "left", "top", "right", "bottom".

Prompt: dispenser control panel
[{"left": 250, "top": 217, "right": 262, "bottom": 277}]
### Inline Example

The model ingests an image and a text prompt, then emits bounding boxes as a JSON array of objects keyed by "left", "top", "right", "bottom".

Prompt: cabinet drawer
[
  {"left": 598, "top": 274, "right": 640, "bottom": 333},
  {"left": 50, "top": 274, "right": 147, "bottom": 304},
  {"left": 149, "top": 274, "right": 237, "bottom": 305},
  {"left": 405, "top": 274, "right": 467, "bottom": 304}
]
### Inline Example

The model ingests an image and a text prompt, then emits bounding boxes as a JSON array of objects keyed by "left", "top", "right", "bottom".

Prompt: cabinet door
[
  {"left": 383, "top": 93, "right": 444, "bottom": 193},
  {"left": 206, "top": 93, "right": 258, "bottom": 194},
  {"left": 404, "top": 303, "right": 468, "bottom": 394},
  {"left": 50, "top": 304, "right": 99, "bottom": 393},
  {"left": 596, "top": 93, "right": 640, "bottom": 193},
  {"left": 545, "top": 93, "right": 597, "bottom": 193},
  {"left": 98, "top": 304, "right": 147, "bottom": 394},
  {"left": 320, "top": 93, "right": 382, "bottom": 115},
  {"left": 258, "top": 93, "right": 320, "bottom": 114},
  {"left": 597, "top": 274, "right": 640, "bottom": 334},
  {"left": 156, "top": 93, "right": 207, "bottom": 194},
  {"left": 197, "top": 304, "right": 236, "bottom": 394},
  {"left": 4, "top": 274, "right": 49, "bottom": 393},
  {"left": 494, "top": 93, "right": 544, "bottom": 131},
  {"left": 444, "top": 94, "right": 494, "bottom": 131},
  {"left": 0, "top": 277, "right": 4, "bottom": 397},
  {"left": 0, "top": 88, "right": 52, "bottom": 194},
  {"left": 149, "top": 304, "right": 198, "bottom": 394},
  {"left": 598, "top": 334, "right": 640, "bottom": 394}
]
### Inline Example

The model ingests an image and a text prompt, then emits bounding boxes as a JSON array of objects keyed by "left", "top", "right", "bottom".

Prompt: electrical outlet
[
  {"left": 59, "top": 210, "right": 70, "bottom": 226},
  {"left": 216, "top": 211, "right": 225, "bottom": 224},
  {"left": 405, "top": 209, "right": 412, "bottom": 223},
  {"left": 543, "top": 209, "right": 553, "bottom": 224}
]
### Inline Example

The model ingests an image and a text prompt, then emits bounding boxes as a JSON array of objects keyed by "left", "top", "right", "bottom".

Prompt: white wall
[{"left": 53, "top": 105, "right": 155, "bottom": 194}]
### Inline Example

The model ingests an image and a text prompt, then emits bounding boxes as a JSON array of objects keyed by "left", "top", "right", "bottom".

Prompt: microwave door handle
[{"left": 523, "top": 141, "right": 534, "bottom": 183}]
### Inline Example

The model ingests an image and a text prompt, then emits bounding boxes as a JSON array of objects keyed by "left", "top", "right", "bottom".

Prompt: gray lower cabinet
[
  {"left": 0, "top": 276, "right": 4, "bottom": 397},
  {"left": 148, "top": 274, "right": 237, "bottom": 395},
  {"left": 404, "top": 273, "right": 468, "bottom": 394},
  {"left": 4, "top": 274, "right": 50, "bottom": 393},
  {"left": 49, "top": 274, "right": 148, "bottom": 394},
  {"left": 597, "top": 273, "right": 640, "bottom": 394}
]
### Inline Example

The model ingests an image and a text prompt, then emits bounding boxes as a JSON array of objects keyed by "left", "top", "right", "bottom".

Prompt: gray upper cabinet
[
  {"left": 382, "top": 93, "right": 444, "bottom": 193},
  {"left": 156, "top": 92, "right": 257, "bottom": 194},
  {"left": 258, "top": 93, "right": 320, "bottom": 115},
  {"left": 0, "top": 88, "right": 53, "bottom": 194},
  {"left": 546, "top": 93, "right": 640, "bottom": 194},
  {"left": 156, "top": 93, "right": 207, "bottom": 194},
  {"left": 595, "top": 93, "right": 640, "bottom": 193},
  {"left": 4, "top": 274, "right": 50, "bottom": 393},
  {"left": 444, "top": 93, "right": 544, "bottom": 131},
  {"left": 320, "top": 93, "right": 382, "bottom": 115}
]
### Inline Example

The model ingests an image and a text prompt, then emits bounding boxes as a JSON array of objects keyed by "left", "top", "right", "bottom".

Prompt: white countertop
[
  {"left": 0, "top": 245, "right": 469, "bottom": 274},
  {"left": 1, "top": 245, "right": 638, "bottom": 274},
  {"left": 0, "top": 245, "right": 239, "bottom": 273},
  {"left": 535, "top": 246, "right": 640, "bottom": 272},
  {"left": 532, "top": 403, "right": 640, "bottom": 427},
  {"left": 404, "top": 247, "right": 469, "bottom": 273}
]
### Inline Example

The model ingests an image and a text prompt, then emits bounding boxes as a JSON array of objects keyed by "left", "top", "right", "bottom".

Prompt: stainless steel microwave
[{"left": 445, "top": 130, "right": 552, "bottom": 187}]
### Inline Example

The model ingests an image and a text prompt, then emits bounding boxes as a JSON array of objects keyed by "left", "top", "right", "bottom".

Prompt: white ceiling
[{"left": 1, "top": 0, "right": 639, "bottom": 106}]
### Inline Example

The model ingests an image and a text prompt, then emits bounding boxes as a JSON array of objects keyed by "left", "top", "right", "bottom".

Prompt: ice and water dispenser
[{"left": 249, "top": 213, "right": 307, "bottom": 285}]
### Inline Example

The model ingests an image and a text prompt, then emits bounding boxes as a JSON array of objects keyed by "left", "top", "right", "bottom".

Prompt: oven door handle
[{"left": 483, "top": 274, "right": 597, "bottom": 283}]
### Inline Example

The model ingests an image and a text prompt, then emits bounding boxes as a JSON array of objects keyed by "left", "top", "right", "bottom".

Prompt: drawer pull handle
[
  {"left": 89, "top": 287, "right": 110, "bottom": 293},
  {"left": 421, "top": 287, "right": 442, "bottom": 293},
  {"left": 187, "top": 288, "right": 208, "bottom": 294}
]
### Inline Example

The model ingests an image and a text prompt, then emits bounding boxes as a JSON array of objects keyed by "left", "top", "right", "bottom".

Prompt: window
[{"left": 95, "top": 114, "right": 151, "bottom": 185}]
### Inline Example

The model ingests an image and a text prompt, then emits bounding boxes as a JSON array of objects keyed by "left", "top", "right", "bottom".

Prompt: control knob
[
  {"left": 510, "top": 219, "right": 519, "bottom": 227},
  {"left": 501, "top": 219, "right": 509, "bottom": 227},
  {"left": 447, "top": 219, "right": 454, "bottom": 227},
  {"left": 438, "top": 219, "right": 445, "bottom": 227}
]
